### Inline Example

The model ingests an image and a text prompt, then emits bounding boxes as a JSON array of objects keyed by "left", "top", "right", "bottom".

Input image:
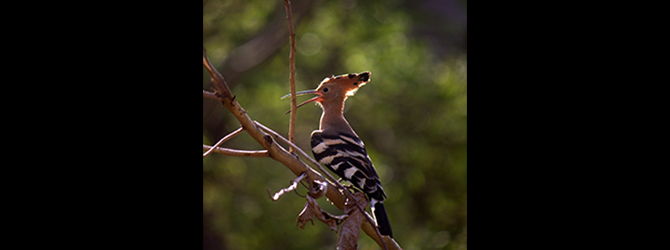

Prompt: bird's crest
[{"left": 317, "top": 71, "right": 371, "bottom": 97}]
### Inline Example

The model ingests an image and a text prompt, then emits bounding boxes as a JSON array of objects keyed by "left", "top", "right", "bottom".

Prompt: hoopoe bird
[{"left": 282, "top": 71, "right": 393, "bottom": 237}]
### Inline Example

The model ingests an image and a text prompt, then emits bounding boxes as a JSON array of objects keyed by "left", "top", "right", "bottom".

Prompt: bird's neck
[{"left": 319, "top": 99, "right": 356, "bottom": 136}]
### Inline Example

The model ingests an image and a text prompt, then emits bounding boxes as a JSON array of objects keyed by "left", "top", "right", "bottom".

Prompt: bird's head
[{"left": 282, "top": 71, "right": 371, "bottom": 110}]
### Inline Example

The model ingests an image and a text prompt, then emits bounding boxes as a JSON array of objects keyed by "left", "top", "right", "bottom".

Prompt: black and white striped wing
[{"left": 310, "top": 131, "right": 387, "bottom": 201}]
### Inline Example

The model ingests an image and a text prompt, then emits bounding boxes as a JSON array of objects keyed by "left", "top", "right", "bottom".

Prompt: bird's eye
[
  {"left": 323, "top": 88, "right": 329, "bottom": 93},
  {"left": 353, "top": 82, "right": 358, "bottom": 85}
]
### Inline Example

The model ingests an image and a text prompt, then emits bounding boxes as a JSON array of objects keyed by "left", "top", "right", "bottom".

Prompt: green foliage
[{"left": 204, "top": 0, "right": 466, "bottom": 249}]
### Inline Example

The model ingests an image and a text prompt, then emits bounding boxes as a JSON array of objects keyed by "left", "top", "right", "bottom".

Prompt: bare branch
[
  {"left": 203, "top": 127, "right": 245, "bottom": 158},
  {"left": 254, "top": 122, "right": 328, "bottom": 179},
  {"left": 284, "top": 0, "right": 298, "bottom": 153},
  {"left": 203, "top": 90, "right": 220, "bottom": 100},
  {"left": 203, "top": 47, "right": 233, "bottom": 101},
  {"left": 268, "top": 172, "right": 307, "bottom": 201},
  {"left": 202, "top": 145, "right": 269, "bottom": 157},
  {"left": 297, "top": 189, "right": 347, "bottom": 232}
]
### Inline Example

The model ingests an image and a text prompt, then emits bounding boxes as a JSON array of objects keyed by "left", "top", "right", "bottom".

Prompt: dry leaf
[
  {"left": 296, "top": 181, "right": 346, "bottom": 232},
  {"left": 297, "top": 195, "right": 346, "bottom": 231},
  {"left": 296, "top": 200, "right": 315, "bottom": 229},
  {"left": 337, "top": 192, "right": 369, "bottom": 250}
]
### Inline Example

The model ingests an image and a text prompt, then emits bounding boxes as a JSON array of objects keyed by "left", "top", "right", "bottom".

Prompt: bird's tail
[{"left": 371, "top": 199, "right": 393, "bottom": 238}]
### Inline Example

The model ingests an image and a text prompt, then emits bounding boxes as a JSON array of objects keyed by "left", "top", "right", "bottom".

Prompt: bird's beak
[{"left": 281, "top": 89, "right": 323, "bottom": 114}]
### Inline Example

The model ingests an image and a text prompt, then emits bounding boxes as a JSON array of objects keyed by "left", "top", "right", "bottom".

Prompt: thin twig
[
  {"left": 268, "top": 172, "right": 307, "bottom": 201},
  {"left": 284, "top": 0, "right": 298, "bottom": 153},
  {"left": 203, "top": 127, "right": 245, "bottom": 158},
  {"left": 203, "top": 46, "right": 233, "bottom": 100},
  {"left": 203, "top": 90, "right": 220, "bottom": 100},
  {"left": 202, "top": 145, "right": 269, "bottom": 157}
]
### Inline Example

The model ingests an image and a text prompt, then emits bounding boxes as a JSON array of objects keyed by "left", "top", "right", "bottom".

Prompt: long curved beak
[{"left": 281, "top": 89, "right": 322, "bottom": 114}]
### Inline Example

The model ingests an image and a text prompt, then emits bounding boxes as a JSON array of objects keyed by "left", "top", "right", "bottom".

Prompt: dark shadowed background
[{"left": 203, "top": 0, "right": 466, "bottom": 249}]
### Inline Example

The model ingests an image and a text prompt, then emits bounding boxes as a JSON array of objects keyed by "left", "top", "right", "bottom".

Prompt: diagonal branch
[
  {"left": 203, "top": 47, "right": 233, "bottom": 101},
  {"left": 203, "top": 127, "right": 245, "bottom": 158}
]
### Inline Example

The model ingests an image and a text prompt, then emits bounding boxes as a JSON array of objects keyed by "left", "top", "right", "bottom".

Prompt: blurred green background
[{"left": 203, "top": 0, "right": 466, "bottom": 249}]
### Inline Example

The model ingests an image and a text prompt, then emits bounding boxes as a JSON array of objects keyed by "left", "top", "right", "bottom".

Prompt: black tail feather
[{"left": 372, "top": 202, "right": 393, "bottom": 238}]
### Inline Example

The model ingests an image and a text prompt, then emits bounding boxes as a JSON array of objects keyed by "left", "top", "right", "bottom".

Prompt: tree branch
[
  {"left": 202, "top": 145, "right": 269, "bottom": 157},
  {"left": 285, "top": 0, "right": 298, "bottom": 154},
  {"left": 268, "top": 172, "right": 308, "bottom": 201},
  {"left": 203, "top": 90, "right": 220, "bottom": 101},
  {"left": 203, "top": 127, "right": 245, "bottom": 158}
]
